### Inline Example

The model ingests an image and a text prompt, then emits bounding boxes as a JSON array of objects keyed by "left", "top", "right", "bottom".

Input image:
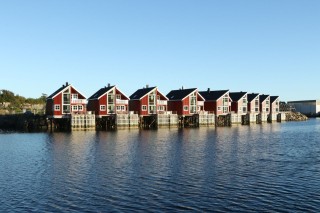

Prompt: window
[
  {"left": 149, "top": 106, "right": 156, "bottom": 113},
  {"left": 121, "top": 106, "right": 125, "bottom": 111},
  {"left": 78, "top": 105, "right": 83, "bottom": 111},
  {"left": 255, "top": 107, "right": 259, "bottom": 112},
  {"left": 217, "top": 107, "right": 222, "bottom": 111},
  {"left": 71, "top": 94, "right": 78, "bottom": 99},
  {"left": 242, "top": 107, "right": 247, "bottom": 113},
  {"left": 183, "top": 106, "right": 189, "bottom": 111},
  {"left": 63, "top": 105, "right": 70, "bottom": 114},
  {"left": 142, "top": 105, "right": 147, "bottom": 111},
  {"left": 276, "top": 108, "right": 279, "bottom": 112},
  {"left": 158, "top": 105, "right": 164, "bottom": 111},
  {"left": 266, "top": 108, "right": 269, "bottom": 112},
  {"left": 72, "top": 105, "right": 78, "bottom": 111},
  {"left": 116, "top": 94, "right": 121, "bottom": 100},
  {"left": 117, "top": 106, "right": 121, "bottom": 111},
  {"left": 266, "top": 100, "right": 269, "bottom": 105},
  {"left": 100, "top": 105, "right": 106, "bottom": 111},
  {"left": 54, "top": 105, "right": 60, "bottom": 111},
  {"left": 238, "top": 107, "right": 242, "bottom": 112},
  {"left": 223, "top": 107, "right": 228, "bottom": 113},
  {"left": 63, "top": 93, "right": 70, "bottom": 104}
]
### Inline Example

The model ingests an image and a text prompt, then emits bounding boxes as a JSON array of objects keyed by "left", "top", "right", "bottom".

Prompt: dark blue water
[{"left": 1, "top": 119, "right": 320, "bottom": 212}]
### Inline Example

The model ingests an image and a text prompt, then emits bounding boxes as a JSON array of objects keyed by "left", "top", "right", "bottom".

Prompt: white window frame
[
  {"left": 121, "top": 106, "right": 125, "bottom": 111},
  {"left": 78, "top": 105, "right": 83, "bottom": 111},
  {"left": 54, "top": 104, "right": 60, "bottom": 111},
  {"left": 72, "top": 105, "right": 78, "bottom": 111},
  {"left": 217, "top": 106, "right": 222, "bottom": 111},
  {"left": 116, "top": 94, "right": 121, "bottom": 100},
  {"left": 142, "top": 105, "right": 147, "bottom": 111},
  {"left": 100, "top": 105, "right": 106, "bottom": 111},
  {"left": 71, "top": 94, "right": 78, "bottom": 99},
  {"left": 183, "top": 105, "right": 189, "bottom": 111}
]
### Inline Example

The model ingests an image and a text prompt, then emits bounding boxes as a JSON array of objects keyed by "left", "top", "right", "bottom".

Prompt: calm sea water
[{"left": 1, "top": 119, "right": 320, "bottom": 212}]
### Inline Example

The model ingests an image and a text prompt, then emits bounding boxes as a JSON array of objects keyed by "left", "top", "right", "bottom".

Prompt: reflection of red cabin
[
  {"left": 247, "top": 93, "right": 260, "bottom": 114},
  {"left": 259, "top": 95, "right": 270, "bottom": 113},
  {"left": 87, "top": 85, "right": 129, "bottom": 118},
  {"left": 167, "top": 88, "right": 205, "bottom": 116},
  {"left": 46, "top": 82, "right": 87, "bottom": 118},
  {"left": 199, "top": 89, "right": 231, "bottom": 115},
  {"left": 129, "top": 86, "right": 168, "bottom": 116},
  {"left": 229, "top": 92, "right": 248, "bottom": 114}
]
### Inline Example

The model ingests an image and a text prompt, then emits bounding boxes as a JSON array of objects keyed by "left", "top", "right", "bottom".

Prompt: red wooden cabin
[
  {"left": 167, "top": 88, "right": 205, "bottom": 116},
  {"left": 247, "top": 93, "right": 260, "bottom": 114},
  {"left": 229, "top": 92, "right": 248, "bottom": 114},
  {"left": 129, "top": 86, "right": 168, "bottom": 116},
  {"left": 270, "top": 96, "right": 280, "bottom": 114},
  {"left": 46, "top": 82, "right": 87, "bottom": 118},
  {"left": 87, "top": 85, "right": 129, "bottom": 118},
  {"left": 259, "top": 95, "right": 271, "bottom": 113},
  {"left": 199, "top": 89, "right": 231, "bottom": 115}
]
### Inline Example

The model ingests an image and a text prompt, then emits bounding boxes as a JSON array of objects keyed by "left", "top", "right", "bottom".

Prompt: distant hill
[{"left": 0, "top": 90, "right": 46, "bottom": 114}]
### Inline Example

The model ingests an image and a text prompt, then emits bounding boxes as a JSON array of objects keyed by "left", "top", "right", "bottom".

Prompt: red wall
[{"left": 53, "top": 93, "right": 62, "bottom": 117}]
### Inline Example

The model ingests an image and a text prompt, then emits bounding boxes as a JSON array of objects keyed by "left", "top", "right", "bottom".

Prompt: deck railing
[
  {"left": 116, "top": 99, "right": 129, "bottom": 105},
  {"left": 71, "top": 99, "right": 87, "bottom": 104},
  {"left": 157, "top": 100, "right": 167, "bottom": 105}
]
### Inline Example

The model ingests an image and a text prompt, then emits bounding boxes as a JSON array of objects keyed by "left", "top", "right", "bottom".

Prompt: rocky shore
[{"left": 285, "top": 111, "right": 308, "bottom": 121}]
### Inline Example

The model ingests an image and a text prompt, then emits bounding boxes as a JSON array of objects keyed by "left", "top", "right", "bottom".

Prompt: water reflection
[{"left": 1, "top": 120, "right": 320, "bottom": 212}]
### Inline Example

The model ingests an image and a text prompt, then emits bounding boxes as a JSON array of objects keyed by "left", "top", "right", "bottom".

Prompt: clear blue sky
[{"left": 0, "top": 0, "right": 319, "bottom": 101}]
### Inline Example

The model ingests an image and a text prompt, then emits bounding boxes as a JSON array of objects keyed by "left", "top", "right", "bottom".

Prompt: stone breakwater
[{"left": 285, "top": 112, "right": 308, "bottom": 121}]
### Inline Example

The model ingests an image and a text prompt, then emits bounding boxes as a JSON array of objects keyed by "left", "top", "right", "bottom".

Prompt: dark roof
[
  {"left": 270, "top": 96, "right": 279, "bottom": 103},
  {"left": 259, "top": 95, "right": 270, "bottom": 103},
  {"left": 167, "top": 88, "right": 197, "bottom": 101},
  {"left": 129, "top": 87, "right": 156, "bottom": 100},
  {"left": 199, "top": 90, "right": 229, "bottom": 101},
  {"left": 47, "top": 84, "right": 70, "bottom": 99},
  {"left": 247, "top": 93, "right": 259, "bottom": 102},
  {"left": 229, "top": 92, "right": 247, "bottom": 102},
  {"left": 88, "top": 86, "right": 115, "bottom": 100}
]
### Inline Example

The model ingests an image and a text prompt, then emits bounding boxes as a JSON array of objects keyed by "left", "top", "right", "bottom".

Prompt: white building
[{"left": 287, "top": 100, "right": 320, "bottom": 116}]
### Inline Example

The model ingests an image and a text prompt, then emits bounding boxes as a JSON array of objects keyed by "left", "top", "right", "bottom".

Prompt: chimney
[
  {"left": 66, "top": 82, "right": 69, "bottom": 86},
  {"left": 207, "top": 88, "right": 210, "bottom": 92},
  {"left": 108, "top": 83, "right": 110, "bottom": 87},
  {"left": 181, "top": 86, "right": 184, "bottom": 90},
  {"left": 146, "top": 84, "right": 149, "bottom": 88}
]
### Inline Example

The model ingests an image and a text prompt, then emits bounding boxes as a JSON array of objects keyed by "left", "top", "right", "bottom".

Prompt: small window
[
  {"left": 78, "top": 105, "right": 83, "bottom": 111},
  {"left": 54, "top": 105, "right": 60, "bottom": 111},
  {"left": 238, "top": 107, "right": 242, "bottom": 112},
  {"left": 266, "top": 108, "right": 269, "bottom": 112},
  {"left": 71, "top": 94, "right": 78, "bottom": 99},
  {"left": 116, "top": 94, "right": 121, "bottom": 100},
  {"left": 183, "top": 106, "right": 188, "bottom": 111},
  {"left": 100, "top": 105, "right": 106, "bottom": 111},
  {"left": 242, "top": 107, "right": 247, "bottom": 113},
  {"left": 217, "top": 107, "right": 222, "bottom": 111},
  {"left": 121, "top": 106, "right": 125, "bottom": 111},
  {"left": 142, "top": 105, "right": 147, "bottom": 111},
  {"left": 117, "top": 106, "right": 121, "bottom": 111},
  {"left": 255, "top": 107, "right": 259, "bottom": 112},
  {"left": 72, "top": 105, "right": 78, "bottom": 111}
]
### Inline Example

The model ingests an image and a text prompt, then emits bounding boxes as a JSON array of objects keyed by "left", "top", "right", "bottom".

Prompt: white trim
[
  {"left": 51, "top": 84, "right": 87, "bottom": 100},
  {"left": 156, "top": 89, "right": 169, "bottom": 101},
  {"left": 142, "top": 105, "right": 147, "bottom": 111},
  {"left": 72, "top": 105, "right": 78, "bottom": 111},
  {"left": 181, "top": 89, "right": 198, "bottom": 101},
  {"left": 100, "top": 105, "right": 106, "bottom": 111},
  {"left": 217, "top": 106, "right": 222, "bottom": 111},
  {"left": 78, "top": 105, "right": 83, "bottom": 111},
  {"left": 139, "top": 87, "right": 157, "bottom": 100},
  {"left": 115, "top": 86, "right": 130, "bottom": 100},
  {"left": 54, "top": 104, "right": 60, "bottom": 111},
  {"left": 217, "top": 91, "right": 230, "bottom": 101}
]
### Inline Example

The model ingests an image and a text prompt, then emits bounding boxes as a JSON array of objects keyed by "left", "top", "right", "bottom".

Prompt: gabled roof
[
  {"left": 229, "top": 92, "right": 247, "bottom": 102},
  {"left": 129, "top": 87, "right": 156, "bottom": 100},
  {"left": 199, "top": 90, "right": 229, "bottom": 101},
  {"left": 270, "top": 96, "right": 279, "bottom": 103},
  {"left": 259, "top": 95, "right": 270, "bottom": 103},
  {"left": 247, "top": 93, "right": 259, "bottom": 102},
  {"left": 167, "top": 88, "right": 197, "bottom": 101},
  {"left": 88, "top": 86, "right": 115, "bottom": 100},
  {"left": 47, "top": 84, "right": 70, "bottom": 99},
  {"left": 47, "top": 83, "right": 86, "bottom": 100}
]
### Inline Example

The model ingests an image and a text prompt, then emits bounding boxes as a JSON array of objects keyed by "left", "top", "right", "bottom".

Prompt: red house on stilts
[{"left": 46, "top": 82, "right": 87, "bottom": 118}]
